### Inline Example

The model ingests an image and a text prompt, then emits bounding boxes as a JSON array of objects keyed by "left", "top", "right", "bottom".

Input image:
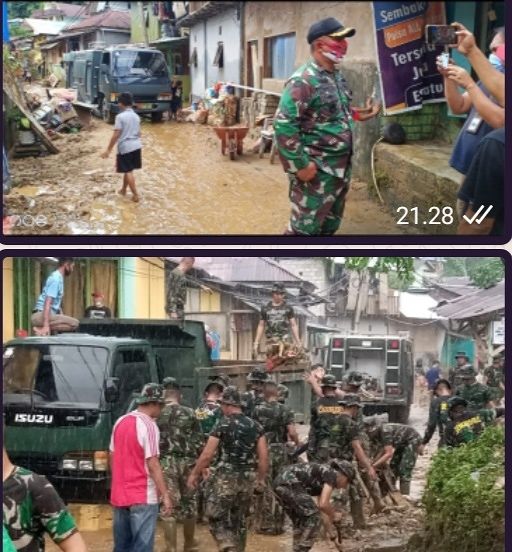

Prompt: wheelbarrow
[{"left": 213, "top": 126, "right": 249, "bottom": 160}]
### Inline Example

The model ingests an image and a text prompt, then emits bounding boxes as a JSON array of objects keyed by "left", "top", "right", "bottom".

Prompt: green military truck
[{"left": 3, "top": 319, "right": 309, "bottom": 501}]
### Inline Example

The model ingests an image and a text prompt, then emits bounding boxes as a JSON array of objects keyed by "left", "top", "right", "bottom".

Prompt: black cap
[
  {"left": 307, "top": 17, "right": 356, "bottom": 44},
  {"left": 455, "top": 351, "right": 469, "bottom": 359},
  {"left": 162, "top": 377, "right": 180, "bottom": 391},
  {"left": 433, "top": 378, "right": 451, "bottom": 392},
  {"left": 272, "top": 283, "right": 285, "bottom": 293}
]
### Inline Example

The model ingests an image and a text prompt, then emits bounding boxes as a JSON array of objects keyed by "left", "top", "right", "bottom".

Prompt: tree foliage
[
  {"left": 7, "top": 2, "right": 42, "bottom": 19},
  {"left": 442, "top": 257, "right": 504, "bottom": 289},
  {"left": 344, "top": 257, "right": 415, "bottom": 287},
  {"left": 421, "top": 425, "right": 504, "bottom": 552}
]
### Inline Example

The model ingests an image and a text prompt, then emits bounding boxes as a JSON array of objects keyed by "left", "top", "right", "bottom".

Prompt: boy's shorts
[{"left": 116, "top": 148, "right": 142, "bottom": 173}]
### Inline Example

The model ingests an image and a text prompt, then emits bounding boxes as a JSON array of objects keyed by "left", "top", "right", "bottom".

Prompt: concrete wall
[
  {"left": 131, "top": 4, "right": 160, "bottom": 43},
  {"left": 190, "top": 7, "right": 241, "bottom": 100},
  {"left": 3, "top": 258, "right": 14, "bottom": 342}
]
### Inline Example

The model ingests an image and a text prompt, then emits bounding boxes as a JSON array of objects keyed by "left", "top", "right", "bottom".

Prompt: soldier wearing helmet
[
  {"left": 241, "top": 368, "right": 269, "bottom": 418},
  {"left": 253, "top": 283, "right": 302, "bottom": 362},
  {"left": 157, "top": 378, "right": 204, "bottom": 552},
  {"left": 187, "top": 386, "right": 268, "bottom": 552},
  {"left": 454, "top": 365, "right": 494, "bottom": 410},
  {"left": 273, "top": 457, "right": 354, "bottom": 552},
  {"left": 448, "top": 351, "right": 470, "bottom": 387}
]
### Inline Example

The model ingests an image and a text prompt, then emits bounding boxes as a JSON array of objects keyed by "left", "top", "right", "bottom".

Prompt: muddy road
[
  {"left": 46, "top": 401, "right": 433, "bottom": 552},
  {"left": 5, "top": 116, "right": 412, "bottom": 236}
]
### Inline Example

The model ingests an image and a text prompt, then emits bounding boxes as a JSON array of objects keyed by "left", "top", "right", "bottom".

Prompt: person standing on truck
[
  {"left": 273, "top": 459, "right": 354, "bottom": 552},
  {"left": 166, "top": 257, "right": 212, "bottom": 321},
  {"left": 3, "top": 445, "right": 88, "bottom": 551},
  {"left": 158, "top": 378, "right": 204, "bottom": 552},
  {"left": 101, "top": 92, "right": 142, "bottom": 203},
  {"left": 31, "top": 257, "right": 79, "bottom": 336},
  {"left": 84, "top": 290, "right": 112, "bottom": 319},
  {"left": 253, "top": 283, "right": 302, "bottom": 361},
  {"left": 187, "top": 386, "right": 269, "bottom": 552},
  {"left": 109, "top": 383, "right": 172, "bottom": 552},
  {"left": 252, "top": 380, "right": 300, "bottom": 535}
]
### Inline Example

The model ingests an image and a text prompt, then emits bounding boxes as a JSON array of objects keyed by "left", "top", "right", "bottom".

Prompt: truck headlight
[
  {"left": 78, "top": 460, "right": 94, "bottom": 471},
  {"left": 94, "top": 451, "right": 109, "bottom": 471},
  {"left": 62, "top": 459, "right": 78, "bottom": 470},
  {"left": 158, "top": 93, "right": 172, "bottom": 100}
]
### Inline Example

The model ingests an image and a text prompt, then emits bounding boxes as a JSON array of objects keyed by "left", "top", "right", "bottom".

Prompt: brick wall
[{"left": 382, "top": 103, "right": 463, "bottom": 143}]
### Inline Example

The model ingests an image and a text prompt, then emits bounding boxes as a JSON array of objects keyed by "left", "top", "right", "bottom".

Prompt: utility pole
[{"left": 139, "top": 2, "right": 149, "bottom": 46}]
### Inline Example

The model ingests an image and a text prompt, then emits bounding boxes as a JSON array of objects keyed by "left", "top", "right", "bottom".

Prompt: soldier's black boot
[
  {"left": 350, "top": 498, "right": 367, "bottom": 529},
  {"left": 183, "top": 518, "right": 199, "bottom": 552},
  {"left": 400, "top": 480, "right": 411, "bottom": 496}
]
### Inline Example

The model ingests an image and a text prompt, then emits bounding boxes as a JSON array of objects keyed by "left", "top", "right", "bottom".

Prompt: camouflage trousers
[
  {"left": 206, "top": 470, "right": 256, "bottom": 552},
  {"left": 273, "top": 483, "right": 322, "bottom": 552},
  {"left": 286, "top": 165, "right": 351, "bottom": 236},
  {"left": 162, "top": 456, "right": 197, "bottom": 520},
  {"left": 253, "top": 443, "right": 287, "bottom": 534},
  {"left": 390, "top": 444, "right": 418, "bottom": 483}
]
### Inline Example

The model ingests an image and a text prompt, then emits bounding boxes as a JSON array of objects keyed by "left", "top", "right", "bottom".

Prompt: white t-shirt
[{"left": 114, "top": 107, "right": 142, "bottom": 155}]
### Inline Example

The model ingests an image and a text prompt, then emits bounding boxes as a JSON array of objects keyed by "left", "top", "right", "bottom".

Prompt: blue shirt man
[
  {"left": 425, "top": 363, "right": 442, "bottom": 391},
  {"left": 34, "top": 270, "right": 64, "bottom": 314}
]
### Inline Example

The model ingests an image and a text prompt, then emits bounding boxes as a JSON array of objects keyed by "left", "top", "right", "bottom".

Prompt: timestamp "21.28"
[{"left": 396, "top": 206, "right": 455, "bottom": 225}]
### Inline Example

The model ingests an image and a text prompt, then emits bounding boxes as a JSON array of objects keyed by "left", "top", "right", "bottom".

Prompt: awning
[
  {"left": 149, "top": 36, "right": 189, "bottom": 46},
  {"left": 40, "top": 42, "right": 59, "bottom": 51},
  {"left": 178, "top": 1, "right": 238, "bottom": 27}
]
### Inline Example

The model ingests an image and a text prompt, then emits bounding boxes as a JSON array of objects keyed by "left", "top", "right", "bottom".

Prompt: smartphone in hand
[{"left": 425, "top": 24, "right": 457, "bottom": 46}]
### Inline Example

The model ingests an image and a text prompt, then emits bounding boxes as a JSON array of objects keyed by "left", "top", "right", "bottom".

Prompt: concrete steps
[{"left": 374, "top": 142, "right": 462, "bottom": 235}]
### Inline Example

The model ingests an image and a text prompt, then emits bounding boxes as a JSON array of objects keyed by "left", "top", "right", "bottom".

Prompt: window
[
  {"left": 213, "top": 42, "right": 224, "bottom": 68},
  {"left": 190, "top": 47, "right": 198, "bottom": 68},
  {"left": 114, "top": 348, "right": 151, "bottom": 411},
  {"left": 266, "top": 33, "right": 296, "bottom": 79},
  {"left": 101, "top": 51, "right": 110, "bottom": 65}
]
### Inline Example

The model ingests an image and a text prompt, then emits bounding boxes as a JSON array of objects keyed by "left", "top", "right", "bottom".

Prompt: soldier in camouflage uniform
[
  {"left": 157, "top": 377, "right": 205, "bottom": 552},
  {"left": 365, "top": 421, "right": 423, "bottom": 496},
  {"left": 187, "top": 386, "right": 269, "bottom": 552},
  {"left": 241, "top": 368, "right": 269, "bottom": 418},
  {"left": 448, "top": 352, "right": 470, "bottom": 388},
  {"left": 2, "top": 446, "right": 86, "bottom": 552},
  {"left": 455, "top": 365, "right": 495, "bottom": 410},
  {"left": 443, "top": 396, "right": 490, "bottom": 447},
  {"left": 252, "top": 380, "right": 300, "bottom": 534},
  {"left": 253, "top": 283, "right": 302, "bottom": 362},
  {"left": 421, "top": 379, "right": 453, "bottom": 448},
  {"left": 274, "top": 17, "right": 381, "bottom": 236},
  {"left": 273, "top": 459, "right": 354, "bottom": 552},
  {"left": 166, "top": 257, "right": 194, "bottom": 320},
  {"left": 483, "top": 357, "right": 505, "bottom": 404},
  {"left": 194, "top": 377, "right": 228, "bottom": 523}
]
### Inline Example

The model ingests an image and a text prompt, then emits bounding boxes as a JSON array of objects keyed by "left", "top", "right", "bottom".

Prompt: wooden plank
[
  {"left": 346, "top": 271, "right": 359, "bottom": 311},
  {"left": 379, "top": 273, "right": 389, "bottom": 313},
  {"left": 3, "top": 67, "right": 59, "bottom": 154}
]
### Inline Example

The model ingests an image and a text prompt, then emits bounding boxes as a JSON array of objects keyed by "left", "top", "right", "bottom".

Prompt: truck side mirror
[{"left": 104, "top": 377, "right": 120, "bottom": 403}]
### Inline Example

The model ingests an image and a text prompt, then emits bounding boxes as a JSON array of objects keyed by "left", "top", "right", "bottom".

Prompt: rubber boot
[
  {"left": 162, "top": 518, "right": 178, "bottom": 552},
  {"left": 400, "top": 480, "right": 411, "bottom": 496},
  {"left": 350, "top": 498, "right": 367, "bottom": 529},
  {"left": 183, "top": 518, "right": 199, "bottom": 552}
]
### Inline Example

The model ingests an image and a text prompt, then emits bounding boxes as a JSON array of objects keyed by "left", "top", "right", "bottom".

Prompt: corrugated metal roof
[
  {"left": 23, "top": 18, "right": 68, "bottom": 35},
  {"left": 166, "top": 257, "right": 305, "bottom": 284},
  {"left": 65, "top": 10, "right": 131, "bottom": 31},
  {"left": 433, "top": 277, "right": 476, "bottom": 296},
  {"left": 433, "top": 281, "right": 504, "bottom": 319}
]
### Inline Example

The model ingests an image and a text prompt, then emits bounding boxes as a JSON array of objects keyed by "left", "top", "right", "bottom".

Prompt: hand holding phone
[{"left": 425, "top": 24, "right": 457, "bottom": 46}]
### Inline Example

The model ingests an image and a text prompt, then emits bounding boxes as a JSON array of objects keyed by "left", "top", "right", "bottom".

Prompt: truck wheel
[
  {"left": 390, "top": 405, "right": 410, "bottom": 424},
  {"left": 102, "top": 105, "right": 115, "bottom": 124},
  {"left": 151, "top": 112, "right": 163, "bottom": 123}
]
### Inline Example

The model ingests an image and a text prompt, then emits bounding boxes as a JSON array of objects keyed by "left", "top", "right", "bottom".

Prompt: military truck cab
[
  {"left": 64, "top": 45, "right": 172, "bottom": 123},
  {"left": 3, "top": 334, "right": 160, "bottom": 500},
  {"left": 327, "top": 334, "right": 414, "bottom": 423}
]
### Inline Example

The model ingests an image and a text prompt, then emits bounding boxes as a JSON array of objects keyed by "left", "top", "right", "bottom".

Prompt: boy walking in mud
[{"left": 101, "top": 92, "right": 141, "bottom": 202}]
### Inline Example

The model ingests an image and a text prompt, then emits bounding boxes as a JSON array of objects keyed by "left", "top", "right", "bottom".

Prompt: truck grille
[{"left": 10, "top": 453, "right": 60, "bottom": 475}]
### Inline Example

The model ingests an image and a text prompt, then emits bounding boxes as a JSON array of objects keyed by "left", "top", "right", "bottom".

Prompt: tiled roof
[{"left": 65, "top": 10, "right": 131, "bottom": 31}]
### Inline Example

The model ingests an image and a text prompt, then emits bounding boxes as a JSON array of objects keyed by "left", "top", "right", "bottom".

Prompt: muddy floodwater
[
  {"left": 5, "top": 117, "right": 411, "bottom": 236},
  {"left": 46, "top": 403, "right": 430, "bottom": 552}
]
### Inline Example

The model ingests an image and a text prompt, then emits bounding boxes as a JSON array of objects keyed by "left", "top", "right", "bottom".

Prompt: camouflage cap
[
  {"left": 346, "top": 371, "right": 364, "bottom": 387},
  {"left": 455, "top": 351, "right": 470, "bottom": 360},
  {"left": 220, "top": 385, "right": 242, "bottom": 406},
  {"left": 460, "top": 365, "right": 477, "bottom": 378},
  {"left": 248, "top": 368, "right": 270, "bottom": 382},
  {"left": 271, "top": 282, "right": 286, "bottom": 294},
  {"left": 162, "top": 377, "right": 180, "bottom": 390},
  {"left": 320, "top": 374, "right": 338, "bottom": 388},
  {"left": 277, "top": 384, "right": 289, "bottom": 400},
  {"left": 448, "top": 396, "right": 468, "bottom": 410},
  {"left": 205, "top": 374, "right": 229, "bottom": 393},
  {"left": 330, "top": 459, "right": 355, "bottom": 482},
  {"left": 340, "top": 393, "right": 361, "bottom": 407},
  {"left": 137, "top": 383, "right": 165, "bottom": 405}
]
